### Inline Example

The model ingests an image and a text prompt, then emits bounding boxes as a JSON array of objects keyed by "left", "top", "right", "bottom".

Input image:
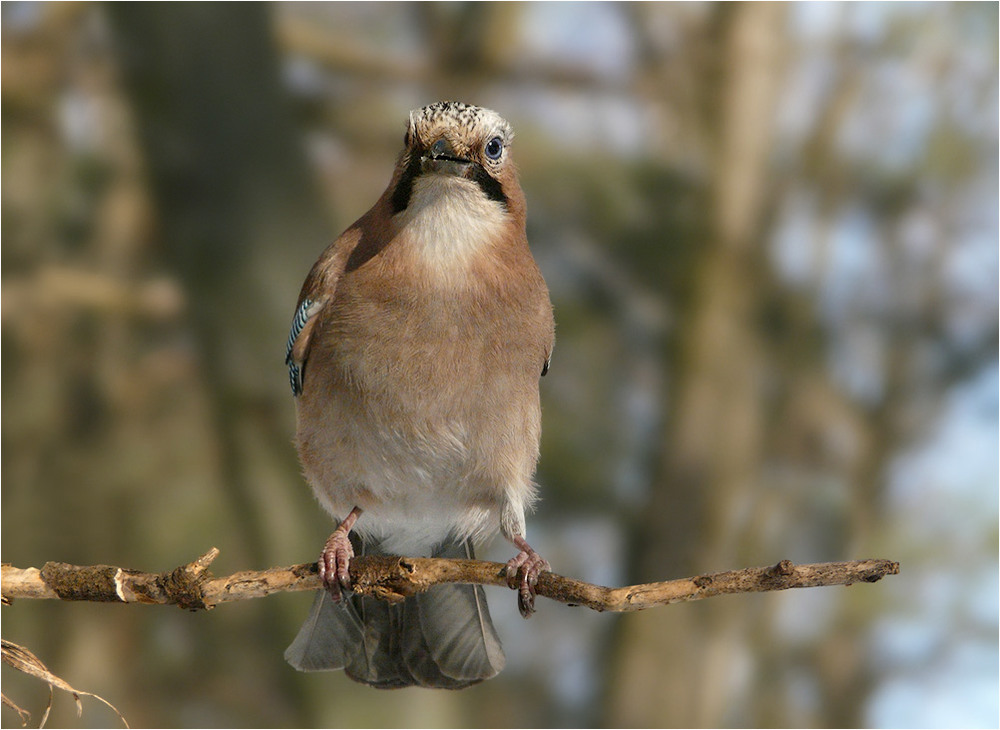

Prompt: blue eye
[{"left": 485, "top": 137, "right": 503, "bottom": 160}]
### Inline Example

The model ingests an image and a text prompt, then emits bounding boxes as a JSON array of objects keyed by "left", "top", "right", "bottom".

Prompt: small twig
[
  {"left": 1, "top": 550, "right": 898, "bottom": 611},
  {"left": 1, "top": 639, "right": 129, "bottom": 728}
]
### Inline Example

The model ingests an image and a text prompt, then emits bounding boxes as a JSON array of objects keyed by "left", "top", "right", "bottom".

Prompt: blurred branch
[
  {"left": 278, "top": 11, "right": 637, "bottom": 97},
  {"left": 1, "top": 266, "right": 184, "bottom": 322},
  {"left": 2, "top": 549, "right": 898, "bottom": 612},
  {"left": 277, "top": 15, "right": 424, "bottom": 82}
]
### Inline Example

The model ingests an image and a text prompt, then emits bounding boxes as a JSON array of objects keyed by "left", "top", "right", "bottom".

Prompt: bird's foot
[
  {"left": 505, "top": 535, "right": 549, "bottom": 618},
  {"left": 318, "top": 529, "right": 354, "bottom": 601},
  {"left": 318, "top": 507, "right": 362, "bottom": 601}
]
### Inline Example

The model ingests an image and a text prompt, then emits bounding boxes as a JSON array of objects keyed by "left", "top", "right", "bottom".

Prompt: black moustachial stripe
[
  {"left": 469, "top": 164, "right": 508, "bottom": 209},
  {"left": 391, "top": 154, "right": 423, "bottom": 214}
]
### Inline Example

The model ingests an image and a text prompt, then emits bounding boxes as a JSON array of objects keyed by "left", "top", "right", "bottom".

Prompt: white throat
[{"left": 396, "top": 174, "right": 507, "bottom": 275}]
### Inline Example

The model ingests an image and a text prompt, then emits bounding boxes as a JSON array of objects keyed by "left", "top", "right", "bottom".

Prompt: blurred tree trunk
[
  {"left": 105, "top": 4, "right": 331, "bottom": 724},
  {"left": 605, "top": 4, "right": 787, "bottom": 726},
  {"left": 105, "top": 2, "right": 329, "bottom": 565}
]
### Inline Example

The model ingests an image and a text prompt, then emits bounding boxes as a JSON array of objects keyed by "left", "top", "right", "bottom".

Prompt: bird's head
[{"left": 389, "top": 101, "right": 524, "bottom": 220}]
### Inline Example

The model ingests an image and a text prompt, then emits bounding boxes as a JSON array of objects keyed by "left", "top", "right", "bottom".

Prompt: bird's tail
[{"left": 284, "top": 538, "right": 505, "bottom": 689}]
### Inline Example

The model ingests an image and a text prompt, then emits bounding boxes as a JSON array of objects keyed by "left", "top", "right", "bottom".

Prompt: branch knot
[{"left": 158, "top": 550, "right": 217, "bottom": 610}]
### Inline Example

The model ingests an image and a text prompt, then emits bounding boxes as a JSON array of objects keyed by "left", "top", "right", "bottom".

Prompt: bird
[{"left": 283, "top": 101, "right": 555, "bottom": 689}]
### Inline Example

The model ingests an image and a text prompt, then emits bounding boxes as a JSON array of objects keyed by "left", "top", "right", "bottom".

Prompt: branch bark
[{"left": 2, "top": 549, "right": 899, "bottom": 612}]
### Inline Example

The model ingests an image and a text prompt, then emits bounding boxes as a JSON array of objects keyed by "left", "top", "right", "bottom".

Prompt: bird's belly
[
  {"left": 295, "top": 355, "right": 540, "bottom": 554},
  {"left": 296, "top": 399, "right": 516, "bottom": 553}
]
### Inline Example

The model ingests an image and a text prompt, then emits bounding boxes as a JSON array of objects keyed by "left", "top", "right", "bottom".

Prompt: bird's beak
[{"left": 421, "top": 137, "right": 473, "bottom": 176}]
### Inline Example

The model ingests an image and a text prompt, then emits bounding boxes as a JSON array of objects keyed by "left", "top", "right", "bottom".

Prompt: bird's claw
[
  {"left": 318, "top": 528, "right": 354, "bottom": 601},
  {"left": 505, "top": 545, "right": 549, "bottom": 618}
]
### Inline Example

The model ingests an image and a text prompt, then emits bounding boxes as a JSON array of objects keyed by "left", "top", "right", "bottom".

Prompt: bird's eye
[{"left": 484, "top": 136, "right": 503, "bottom": 160}]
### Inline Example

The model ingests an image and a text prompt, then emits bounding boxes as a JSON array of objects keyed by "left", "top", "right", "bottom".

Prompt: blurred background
[{"left": 2, "top": 2, "right": 997, "bottom": 727}]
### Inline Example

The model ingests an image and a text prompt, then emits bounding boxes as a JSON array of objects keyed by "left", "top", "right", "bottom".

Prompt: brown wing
[{"left": 285, "top": 226, "right": 363, "bottom": 396}]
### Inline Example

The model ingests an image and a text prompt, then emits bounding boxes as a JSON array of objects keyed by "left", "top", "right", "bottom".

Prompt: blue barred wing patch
[{"left": 285, "top": 298, "right": 314, "bottom": 396}]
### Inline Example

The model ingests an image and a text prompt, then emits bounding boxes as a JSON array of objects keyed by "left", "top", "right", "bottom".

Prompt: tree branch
[{"left": 1, "top": 549, "right": 899, "bottom": 612}]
